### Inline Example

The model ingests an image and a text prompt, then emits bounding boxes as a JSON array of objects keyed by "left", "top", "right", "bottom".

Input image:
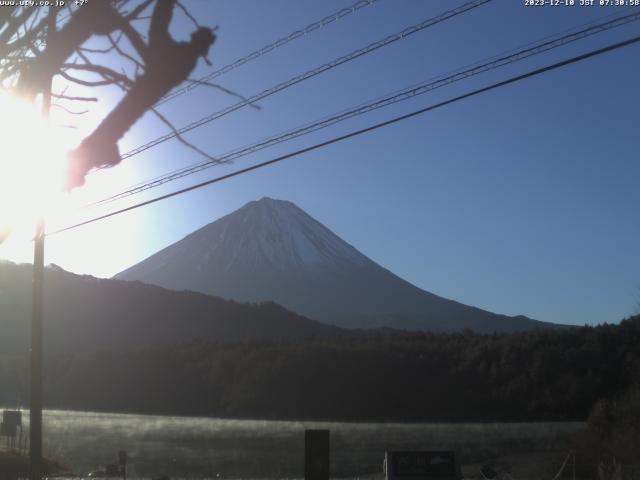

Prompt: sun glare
[{"left": 0, "top": 92, "right": 69, "bottom": 239}]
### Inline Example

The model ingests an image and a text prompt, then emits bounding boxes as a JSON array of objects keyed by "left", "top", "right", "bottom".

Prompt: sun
[
  {"left": 0, "top": 92, "right": 69, "bottom": 239},
  {"left": 0, "top": 89, "right": 144, "bottom": 273}
]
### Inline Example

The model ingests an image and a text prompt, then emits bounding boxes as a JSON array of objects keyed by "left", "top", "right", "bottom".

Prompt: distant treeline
[{"left": 1, "top": 316, "right": 639, "bottom": 421}]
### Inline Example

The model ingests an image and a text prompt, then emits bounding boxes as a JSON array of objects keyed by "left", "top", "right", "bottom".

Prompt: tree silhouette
[{"left": 0, "top": 0, "right": 217, "bottom": 189}]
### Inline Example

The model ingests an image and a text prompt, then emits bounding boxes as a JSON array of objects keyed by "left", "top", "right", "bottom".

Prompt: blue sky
[{"left": 2, "top": 0, "right": 639, "bottom": 326}]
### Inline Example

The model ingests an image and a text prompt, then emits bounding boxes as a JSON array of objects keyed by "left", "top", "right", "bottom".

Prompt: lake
[{"left": 16, "top": 410, "right": 583, "bottom": 477}]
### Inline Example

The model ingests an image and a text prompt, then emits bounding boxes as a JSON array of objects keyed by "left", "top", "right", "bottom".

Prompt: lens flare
[{"left": 0, "top": 92, "right": 69, "bottom": 239}]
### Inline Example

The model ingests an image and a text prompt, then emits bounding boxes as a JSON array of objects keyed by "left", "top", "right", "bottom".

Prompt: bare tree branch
[
  {"left": 51, "top": 102, "right": 89, "bottom": 115},
  {"left": 59, "top": 70, "right": 120, "bottom": 88},
  {"left": 78, "top": 45, "right": 116, "bottom": 54},
  {"left": 150, "top": 107, "right": 225, "bottom": 165},
  {"left": 62, "top": 62, "right": 135, "bottom": 87},
  {"left": 16, "top": 1, "right": 122, "bottom": 100},
  {"left": 52, "top": 92, "right": 98, "bottom": 102},
  {"left": 66, "top": 1, "right": 216, "bottom": 188},
  {"left": 117, "top": 15, "right": 151, "bottom": 64},
  {"left": 176, "top": 1, "right": 200, "bottom": 29},
  {"left": 125, "top": 0, "right": 156, "bottom": 21},
  {"left": 1, "top": 0, "right": 228, "bottom": 191},
  {"left": 0, "top": 9, "right": 47, "bottom": 60},
  {"left": 107, "top": 33, "right": 144, "bottom": 71},
  {"left": 0, "top": 7, "right": 37, "bottom": 47},
  {"left": 0, "top": 6, "right": 18, "bottom": 32}
]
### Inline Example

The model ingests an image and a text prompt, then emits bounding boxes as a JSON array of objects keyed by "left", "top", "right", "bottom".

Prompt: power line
[
  {"left": 156, "top": 0, "right": 381, "bottom": 106},
  {"left": 15, "top": 0, "right": 352, "bottom": 88},
  {"left": 90, "top": 9, "right": 640, "bottom": 206},
  {"left": 98, "top": 6, "right": 637, "bottom": 198},
  {"left": 48, "top": 34, "right": 640, "bottom": 237},
  {"left": 97, "top": 9, "right": 640, "bottom": 203},
  {"left": 119, "top": 0, "right": 493, "bottom": 160}
]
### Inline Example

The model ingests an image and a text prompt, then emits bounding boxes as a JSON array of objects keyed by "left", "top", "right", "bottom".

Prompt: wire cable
[
  {"left": 90, "top": 9, "right": 640, "bottom": 206},
  {"left": 99, "top": 6, "right": 636, "bottom": 196},
  {"left": 48, "top": 33, "right": 640, "bottom": 237},
  {"left": 156, "top": 0, "right": 381, "bottom": 106},
  {"left": 119, "top": 0, "right": 494, "bottom": 161}
]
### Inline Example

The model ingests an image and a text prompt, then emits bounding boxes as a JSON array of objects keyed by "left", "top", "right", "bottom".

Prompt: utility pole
[
  {"left": 29, "top": 220, "right": 45, "bottom": 480},
  {"left": 29, "top": 7, "right": 55, "bottom": 480}
]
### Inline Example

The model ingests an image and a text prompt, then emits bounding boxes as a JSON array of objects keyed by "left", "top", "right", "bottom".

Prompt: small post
[
  {"left": 305, "top": 429, "right": 330, "bottom": 480},
  {"left": 118, "top": 450, "right": 128, "bottom": 480},
  {"left": 29, "top": 220, "right": 45, "bottom": 480},
  {"left": 29, "top": 6, "right": 56, "bottom": 480}
]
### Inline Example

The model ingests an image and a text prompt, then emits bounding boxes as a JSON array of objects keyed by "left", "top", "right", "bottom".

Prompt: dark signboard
[
  {"left": 0, "top": 422, "right": 16, "bottom": 437},
  {"left": 2, "top": 410, "right": 21, "bottom": 428},
  {"left": 1, "top": 410, "right": 22, "bottom": 437},
  {"left": 386, "top": 451, "right": 460, "bottom": 480},
  {"left": 305, "top": 429, "right": 330, "bottom": 480}
]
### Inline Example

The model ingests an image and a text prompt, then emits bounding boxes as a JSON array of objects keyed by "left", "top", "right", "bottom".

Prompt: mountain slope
[
  {"left": 0, "top": 261, "right": 343, "bottom": 354},
  {"left": 116, "top": 197, "right": 554, "bottom": 333}
]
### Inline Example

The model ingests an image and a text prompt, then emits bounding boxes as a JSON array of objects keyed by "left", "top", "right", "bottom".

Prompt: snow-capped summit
[
  {"left": 210, "top": 197, "right": 369, "bottom": 271},
  {"left": 116, "top": 198, "right": 552, "bottom": 333}
]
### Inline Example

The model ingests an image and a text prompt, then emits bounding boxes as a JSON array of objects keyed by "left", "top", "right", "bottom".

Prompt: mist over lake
[{"left": 25, "top": 410, "right": 582, "bottom": 477}]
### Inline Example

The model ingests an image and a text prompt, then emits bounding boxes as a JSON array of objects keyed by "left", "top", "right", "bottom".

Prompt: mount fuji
[{"left": 116, "top": 197, "right": 553, "bottom": 333}]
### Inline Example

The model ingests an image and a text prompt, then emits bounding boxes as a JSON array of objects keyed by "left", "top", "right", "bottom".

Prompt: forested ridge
[
  {"left": 1, "top": 315, "right": 638, "bottom": 422},
  {"left": 0, "top": 262, "right": 344, "bottom": 354}
]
